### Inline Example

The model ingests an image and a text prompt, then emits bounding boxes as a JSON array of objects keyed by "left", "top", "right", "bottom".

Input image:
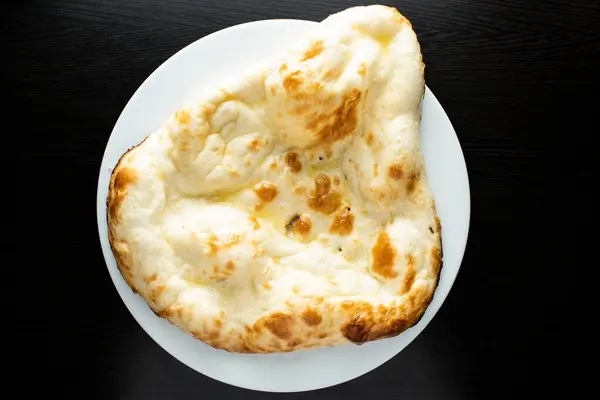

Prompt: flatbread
[{"left": 107, "top": 5, "right": 442, "bottom": 353}]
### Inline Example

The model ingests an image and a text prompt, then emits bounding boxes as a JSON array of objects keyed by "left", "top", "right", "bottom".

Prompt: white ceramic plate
[{"left": 97, "top": 19, "right": 470, "bottom": 392}]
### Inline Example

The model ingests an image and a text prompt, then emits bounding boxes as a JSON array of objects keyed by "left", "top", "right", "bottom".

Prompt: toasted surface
[{"left": 107, "top": 5, "right": 442, "bottom": 353}]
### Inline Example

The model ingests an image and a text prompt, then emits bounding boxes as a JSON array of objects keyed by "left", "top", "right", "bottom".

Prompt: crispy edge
[
  {"left": 342, "top": 239, "right": 442, "bottom": 343},
  {"left": 106, "top": 137, "right": 148, "bottom": 293}
]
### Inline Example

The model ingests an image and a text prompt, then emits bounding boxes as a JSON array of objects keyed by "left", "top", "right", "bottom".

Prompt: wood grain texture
[{"left": 3, "top": 0, "right": 596, "bottom": 398}]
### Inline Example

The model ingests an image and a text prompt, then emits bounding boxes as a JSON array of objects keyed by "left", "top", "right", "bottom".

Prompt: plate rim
[{"left": 96, "top": 18, "right": 471, "bottom": 392}]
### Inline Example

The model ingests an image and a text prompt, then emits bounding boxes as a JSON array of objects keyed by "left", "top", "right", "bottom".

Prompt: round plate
[{"left": 97, "top": 19, "right": 470, "bottom": 392}]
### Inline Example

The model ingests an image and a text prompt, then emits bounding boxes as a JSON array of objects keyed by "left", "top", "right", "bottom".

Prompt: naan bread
[{"left": 107, "top": 5, "right": 442, "bottom": 353}]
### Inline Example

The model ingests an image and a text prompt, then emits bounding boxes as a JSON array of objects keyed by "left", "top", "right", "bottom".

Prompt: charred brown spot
[
  {"left": 301, "top": 309, "right": 322, "bottom": 326},
  {"left": 283, "top": 70, "right": 302, "bottom": 92},
  {"left": 248, "top": 139, "right": 261, "bottom": 151},
  {"left": 284, "top": 152, "right": 302, "bottom": 173},
  {"left": 286, "top": 213, "right": 312, "bottom": 238},
  {"left": 341, "top": 316, "right": 371, "bottom": 344},
  {"left": 308, "top": 89, "right": 362, "bottom": 144},
  {"left": 269, "top": 160, "right": 278, "bottom": 170},
  {"left": 301, "top": 40, "right": 324, "bottom": 61},
  {"left": 341, "top": 313, "right": 408, "bottom": 344},
  {"left": 225, "top": 261, "right": 235, "bottom": 271},
  {"left": 388, "top": 163, "right": 404, "bottom": 180},
  {"left": 308, "top": 173, "right": 342, "bottom": 214},
  {"left": 372, "top": 232, "right": 397, "bottom": 278},
  {"left": 401, "top": 254, "right": 416, "bottom": 294},
  {"left": 333, "top": 175, "right": 341, "bottom": 185},
  {"left": 366, "top": 131, "right": 375, "bottom": 145},
  {"left": 257, "top": 312, "right": 293, "bottom": 339},
  {"left": 295, "top": 215, "right": 312, "bottom": 236},
  {"left": 329, "top": 210, "right": 354, "bottom": 235},
  {"left": 253, "top": 181, "right": 278, "bottom": 202},
  {"left": 406, "top": 172, "right": 420, "bottom": 193},
  {"left": 435, "top": 216, "right": 442, "bottom": 234},
  {"left": 285, "top": 213, "right": 300, "bottom": 233}
]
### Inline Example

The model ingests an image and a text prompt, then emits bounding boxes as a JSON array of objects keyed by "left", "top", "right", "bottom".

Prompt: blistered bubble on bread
[{"left": 107, "top": 5, "right": 441, "bottom": 353}]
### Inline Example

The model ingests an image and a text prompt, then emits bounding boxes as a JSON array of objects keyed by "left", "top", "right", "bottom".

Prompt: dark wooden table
[{"left": 4, "top": 0, "right": 593, "bottom": 398}]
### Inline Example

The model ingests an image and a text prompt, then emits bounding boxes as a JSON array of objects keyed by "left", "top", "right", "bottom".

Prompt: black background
[{"left": 3, "top": 0, "right": 593, "bottom": 398}]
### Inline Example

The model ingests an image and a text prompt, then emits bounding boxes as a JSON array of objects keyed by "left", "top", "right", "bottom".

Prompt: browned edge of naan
[{"left": 106, "top": 138, "right": 147, "bottom": 295}]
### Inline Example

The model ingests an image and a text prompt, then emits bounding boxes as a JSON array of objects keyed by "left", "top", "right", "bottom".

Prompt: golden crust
[
  {"left": 107, "top": 139, "right": 146, "bottom": 293},
  {"left": 148, "top": 287, "right": 440, "bottom": 354}
]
